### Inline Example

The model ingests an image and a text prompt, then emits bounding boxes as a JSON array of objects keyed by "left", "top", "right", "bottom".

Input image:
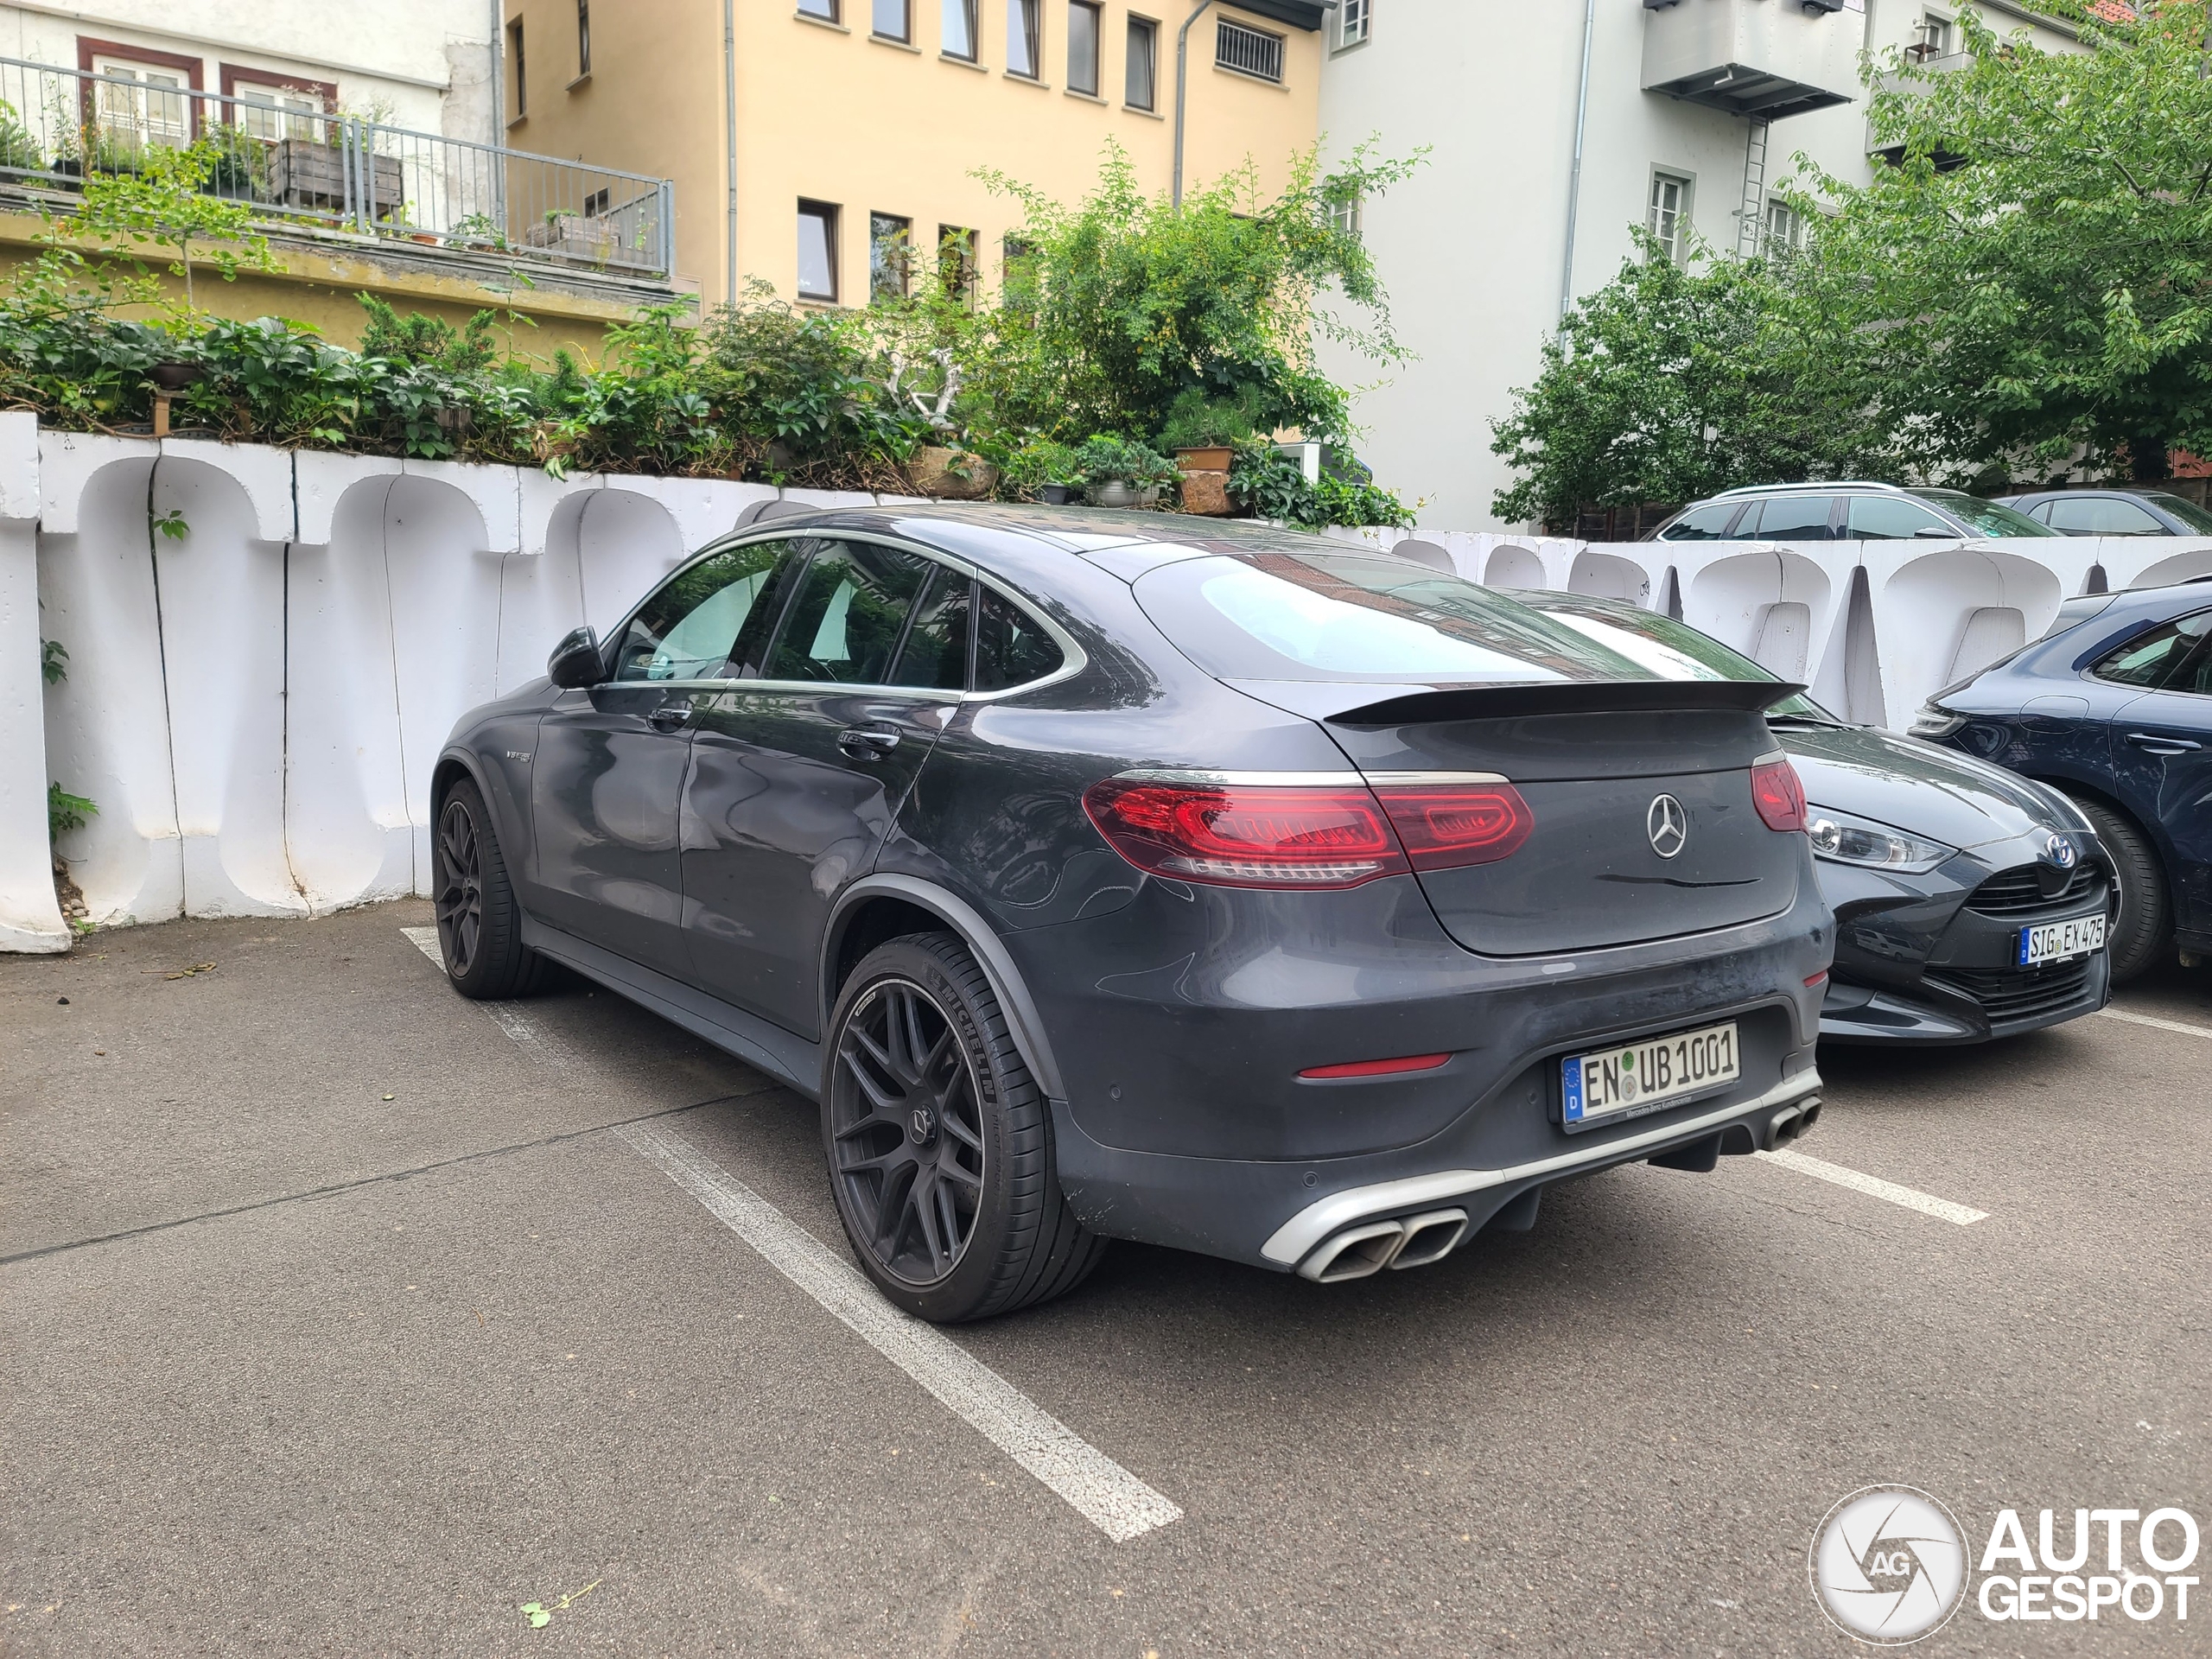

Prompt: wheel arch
[{"left": 822, "top": 877, "right": 1066, "bottom": 1102}]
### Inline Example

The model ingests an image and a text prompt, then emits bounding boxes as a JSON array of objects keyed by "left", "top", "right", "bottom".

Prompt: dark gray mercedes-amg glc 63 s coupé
[{"left": 429, "top": 507, "right": 1834, "bottom": 1321}]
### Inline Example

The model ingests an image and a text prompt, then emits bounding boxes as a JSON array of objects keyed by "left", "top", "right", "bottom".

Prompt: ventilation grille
[
  {"left": 1964, "top": 864, "right": 2103, "bottom": 918},
  {"left": 1929, "top": 960, "right": 2096, "bottom": 1024}
]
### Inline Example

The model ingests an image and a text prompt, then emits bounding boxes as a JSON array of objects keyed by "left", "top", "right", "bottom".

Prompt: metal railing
[
  {"left": 1215, "top": 18, "right": 1284, "bottom": 83},
  {"left": 0, "top": 56, "right": 673, "bottom": 282}
]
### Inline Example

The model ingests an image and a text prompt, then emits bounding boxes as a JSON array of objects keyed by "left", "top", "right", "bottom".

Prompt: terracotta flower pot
[
  {"left": 1174, "top": 445, "right": 1235, "bottom": 474},
  {"left": 911, "top": 445, "right": 998, "bottom": 500}
]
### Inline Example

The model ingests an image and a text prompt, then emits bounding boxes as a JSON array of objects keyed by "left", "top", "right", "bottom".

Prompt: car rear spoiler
[{"left": 1224, "top": 677, "right": 1808, "bottom": 727}]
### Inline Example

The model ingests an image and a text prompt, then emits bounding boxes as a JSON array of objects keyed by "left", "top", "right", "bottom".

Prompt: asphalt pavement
[{"left": 3, "top": 900, "right": 2207, "bottom": 1656}]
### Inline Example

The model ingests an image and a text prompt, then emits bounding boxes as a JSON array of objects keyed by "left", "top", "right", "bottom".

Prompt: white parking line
[
  {"left": 400, "top": 926, "right": 569, "bottom": 1067},
  {"left": 618, "top": 1120, "right": 1183, "bottom": 1543},
  {"left": 2098, "top": 1007, "right": 2212, "bottom": 1042},
  {"left": 1754, "top": 1148, "right": 1988, "bottom": 1226}
]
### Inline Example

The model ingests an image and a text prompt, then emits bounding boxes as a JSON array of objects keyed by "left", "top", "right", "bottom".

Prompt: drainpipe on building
[
  {"left": 1558, "top": 0, "right": 1597, "bottom": 319},
  {"left": 723, "top": 0, "right": 739, "bottom": 306},
  {"left": 1172, "top": 0, "right": 1216, "bottom": 210}
]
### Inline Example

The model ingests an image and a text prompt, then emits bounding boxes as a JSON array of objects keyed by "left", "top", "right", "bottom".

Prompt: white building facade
[
  {"left": 0, "top": 0, "right": 499, "bottom": 146},
  {"left": 1319, "top": 0, "right": 2079, "bottom": 532}
]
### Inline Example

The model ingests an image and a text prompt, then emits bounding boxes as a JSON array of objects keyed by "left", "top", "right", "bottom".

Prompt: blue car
[{"left": 1910, "top": 582, "right": 2212, "bottom": 979}]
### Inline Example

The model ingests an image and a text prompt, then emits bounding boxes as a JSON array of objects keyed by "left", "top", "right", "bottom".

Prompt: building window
[
  {"left": 1329, "top": 194, "right": 1362, "bottom": 238},
  {"left": 1216, "top": 17, "right": 1284, "bottom": 83},
  {"left": 1002, "top": 234, "right": 1039, "bottom": 308},
  {"left": 798, "top": 200, "right": 840, "bottom": 301},
  {"left": 798, "top": 0, "right": 841, "bottom": 18},
  {"left": 938, "top": 226, "right": 977, "bottom": 305},
  {"left": 870, "top": 212, "right": 913, "bottom": 301},
  {"left": 1337, "top": 0, "right": 1371, "bottom": 48},
  {"left": 1648, "top": 170, "right": 1691, "bottom": 264},
  {"left": 1008, "top": 0, "right": 1042, "bottom": 77},
  {"left": 1126, "top": 16, "right": 1158, "bottom": 108},
  {"left": 1907, "top": 12, "right": 1953, "bottom": 62},
  {"left": 1067, "top": 3, "right": 1101, "bottom": 95},
  {"left": 507, "top": 20, "right": 526, "bottom": 115},
  {"left": 230, "top": 79, "right": 321, "bottom": 142},
  {"left": 91, "top": 55, "right": 192, "bottom": 147},
  {"left": 943, "top": 0, "right": 978, "bottom": 59},
  {"left": 576, "top": 0, "right": 591, "bottom": 75},
  {"left": 1763, "top": 197, "right": 1805, "bottom": 257},
  {"left": 874, "top": 0, "right": 911, "bottom": 42}
]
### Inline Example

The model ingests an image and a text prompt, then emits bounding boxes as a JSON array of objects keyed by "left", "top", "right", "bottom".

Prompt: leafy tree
[
  {"left": 978, "top": 141, "right": 1420, "bottom": 445},
  {"left": 60, "top": 137, "right": 276, "bottom": 310},
  {"left": 1802, "top": 0, "right": 2212, "bottom": 481},
  {"left": 1489, "top": 232, "right": 1896, "bottom": 527}
]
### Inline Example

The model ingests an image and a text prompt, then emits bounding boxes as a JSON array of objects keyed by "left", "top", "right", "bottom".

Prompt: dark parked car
[
  {"left": 1528, "top": 594, "right": 2113, "bottom": 1045},
  {"left": 1910, "top": 582, "right": 2212, "bottom": 977},
  {"left": 429, "top": 508, "right": 1831, "bottom": 1320},
  {"left": 1997, "top": 488, "right": 2212, "bottom": 538},
  {"left": 1650, "top": 481, "right": 2061, "bottom": 543}
]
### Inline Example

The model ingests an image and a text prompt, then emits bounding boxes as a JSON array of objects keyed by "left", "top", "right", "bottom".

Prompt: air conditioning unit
[{"left": 1643, "top": 0, "right": 1859, "bottom": 122}]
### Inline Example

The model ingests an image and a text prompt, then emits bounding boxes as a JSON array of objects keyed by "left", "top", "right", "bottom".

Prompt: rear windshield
[
  {"left": 1132, "top": 553, "right": 1654, "bottom": 684},
  {"left": 1532, "top": 601, "right": 1830, "bottom": 719},
  {"left": 1909, "top": 490, "right": 2060, "bottom": 537}
]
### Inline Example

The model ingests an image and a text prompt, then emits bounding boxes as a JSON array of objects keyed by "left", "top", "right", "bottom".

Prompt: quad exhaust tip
[
  {"left": 1770, "top": 1096, "right": 1821, "bottom": 1148},
  {"left": 1299, "top": 1208, "right": 1470, "bottom": 1282}
]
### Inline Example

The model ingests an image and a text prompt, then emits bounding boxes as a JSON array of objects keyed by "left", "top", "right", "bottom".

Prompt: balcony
[
  {"left": 0, "top": 57, "right": 674, "bottom": 291},
  {"left": 1641, "top": 0, "right": 1859, "bottom": 123}
]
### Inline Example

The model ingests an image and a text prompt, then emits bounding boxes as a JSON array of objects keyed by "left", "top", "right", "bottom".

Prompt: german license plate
[
  {"left": 1560, "top": 1020, "right": 1739, "bottom": 1131},
  {"left": 2018, "top": 913, "right": 2106, "bottom": 966}
]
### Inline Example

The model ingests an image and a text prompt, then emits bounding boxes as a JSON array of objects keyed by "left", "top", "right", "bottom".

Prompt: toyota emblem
[
  {"left": 1647, "top": 795, "right": 1688, "bottom": 859},
  {"left": 2042, "top": 833, "right": 2078, "bottom": 871}
]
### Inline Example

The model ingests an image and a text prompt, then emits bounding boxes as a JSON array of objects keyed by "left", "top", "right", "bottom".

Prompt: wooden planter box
[{"left": 271, "top": 140, "right": 403, "bottom": 214}]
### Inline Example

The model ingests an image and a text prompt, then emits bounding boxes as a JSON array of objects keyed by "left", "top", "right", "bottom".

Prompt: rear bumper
[{"left": 1020, "top": 874, "right": 1831, "bottom": 1271}]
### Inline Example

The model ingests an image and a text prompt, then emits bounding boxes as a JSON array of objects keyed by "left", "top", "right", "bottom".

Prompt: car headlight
[
  {"left": 1908, "top": 703, "right": 1966, "bottom": 738},
  {"left": 1806, "top": 807, "right": 1955, "bottom": 874}
]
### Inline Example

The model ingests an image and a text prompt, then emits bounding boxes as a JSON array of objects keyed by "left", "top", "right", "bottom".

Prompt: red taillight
[
  {"left": 1083, "top": 779, "right": 1409, "bottom": 888},
  {"left": 1300, "top": 1052, "right": 1453, "bottom": 1080},
  {"left": 1751, "top": 758, "right": 1808, "bottom": 833},
  {"left": 1372, "top": 784, "right": 1534, "bottom": 871}
]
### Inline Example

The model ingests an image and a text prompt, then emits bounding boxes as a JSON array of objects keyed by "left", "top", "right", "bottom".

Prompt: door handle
[
  {"left": 647, "top": 702, "right": 694, "bottom": 731},
  {"left": 2125, "top": 732, "right": 2201, "bottom": 754},
  {"left": 837, "top": 723, "right": 901, "bottom": 760}
]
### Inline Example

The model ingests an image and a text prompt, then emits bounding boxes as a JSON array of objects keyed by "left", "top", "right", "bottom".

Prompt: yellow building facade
[{"left": 499, "top": 0, "right": 1325, "bottom": 310}]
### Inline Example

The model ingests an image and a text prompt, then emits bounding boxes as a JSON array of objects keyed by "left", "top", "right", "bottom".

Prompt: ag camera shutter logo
[{"left": 1809, "top": 1486, "right": 1970, "bottom": 1643}]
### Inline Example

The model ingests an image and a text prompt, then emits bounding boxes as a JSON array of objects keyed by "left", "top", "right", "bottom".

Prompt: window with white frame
[
  {"left": 1330, "top": 194, "right": 1362, "bottom": 238},
  {"left": 92, "top": 55, "right": 191, "bottom": 149},
  {"left": 231, "top": 79, "right": 321, "bottom": 142},
  {"left": 1909, "top": 11, "right": 1953, "bottom": 62},
  {"left": 1648, "top": 170, "right": 1691, "bottom": 264},
  {"left": 1336, "top": 0, "right": 1371, "bottom": 48},
  {"left": 1763, "top": 196, "right": 1806, "bottom": 257}
]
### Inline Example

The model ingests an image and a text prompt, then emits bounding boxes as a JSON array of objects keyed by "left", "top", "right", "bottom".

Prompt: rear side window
[
  {"left": 611, "top": 541, "right": 790, "bottom": 682},
  {"left": 888, "top": 566, "right": 974, "bottom": 690},
  {"left": 1846, "top": 496, "right": 1955, "bottom": 539},
  {"left": 761, "top": 540, "right": 934, "bottom": 684},
  {"left": 1658, "top": 502, "right": 1742, "bottom": 541},
  {"left": 1911, "top": 490, "right": 2059, "bottom": 537},
  {"left": 2044, "top": 495, "right": 2166, "bottom": 536},
  {"left": 2092, "top": 611, "right": 2212, "bottom": 690},
  {"left": 1750, "top": 496, "right": 1836, "bottom": 540},
  {"left": 1133, "top": 553, "right": 1648, "bottom": 684},
  {"left": 974, "top": 585, "right": 1065, "bottom": 691}
]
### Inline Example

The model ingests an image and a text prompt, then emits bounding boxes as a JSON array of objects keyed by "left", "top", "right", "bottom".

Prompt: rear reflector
[
  {"left": 1083, "top": 778, "right": 1408, "bottom": 888},
  {"left": 1371, "top": 783, "right": 1534, "bottom": 871},
  {"left": 1751, "top": 758, "right": 1809, "bottom": 833},
  {"left": 1300, "top": 1052, "right": 1453, "bottom": 1079},
  {"left": 1805, "top": 970, "right": 1829, "bottom": 988}
]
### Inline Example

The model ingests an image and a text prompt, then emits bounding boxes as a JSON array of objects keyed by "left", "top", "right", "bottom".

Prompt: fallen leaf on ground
[{"left": 162, "top": 962, "right": 216, "bottom": 980}]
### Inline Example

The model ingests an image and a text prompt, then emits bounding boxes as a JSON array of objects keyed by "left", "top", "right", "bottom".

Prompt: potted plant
[
  {"left": 1075, "top": 435, "right": 1176, "bottom": 509},
  {"left": 908, "top": 444, "right": 997, "bottom": 499}
]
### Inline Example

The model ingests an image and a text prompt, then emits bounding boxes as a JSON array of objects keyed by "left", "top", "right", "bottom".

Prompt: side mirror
[{"left": 547, "top": 626, "right": 605, "bottom": 689}]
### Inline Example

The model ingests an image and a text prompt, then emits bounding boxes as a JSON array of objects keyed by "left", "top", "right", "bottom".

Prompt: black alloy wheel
[
  {"left": 823, "top": 933, "right": 1106, "bottom": 1322},
  {"left": 2071, "top": 795, "right": 2170, "bottom": 982},
  {"left": 434, "top": 796, "right": 485, "bottom": 978},
  {"left": 830, "top": 976, "right": 987, "bottom": 1285},
  {"left": 431, "top": 777, "right": 544, "bottom": 1000}
]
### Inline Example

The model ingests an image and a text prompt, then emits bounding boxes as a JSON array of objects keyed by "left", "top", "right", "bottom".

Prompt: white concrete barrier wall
[{"left": 5, "top": 422, "right": 2209, "bottom": 948}]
